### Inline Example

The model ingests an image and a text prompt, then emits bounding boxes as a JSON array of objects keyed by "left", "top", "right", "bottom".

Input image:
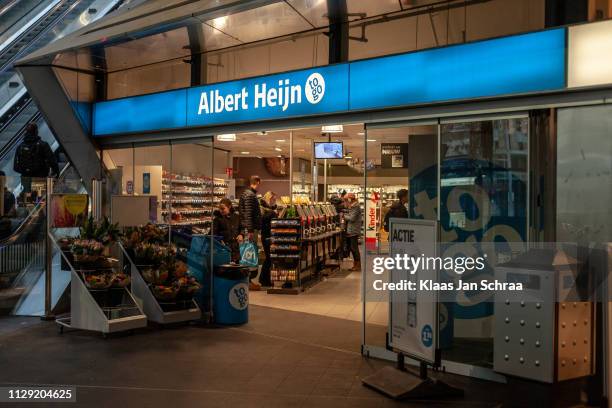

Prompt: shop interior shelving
[
  {"left": 268, "top": 218, "right": 306, "bottom": 294},
  {"left": 161, "top": 172, "right": 228, "bottom": 234},
  {"left": 291, "top": 182, "right": 311, "bottom": 202},
  {"left": 268, "top": 203, "right": 341, "bottom": 295}
]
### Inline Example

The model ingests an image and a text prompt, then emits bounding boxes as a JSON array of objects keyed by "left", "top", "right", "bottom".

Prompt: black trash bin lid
[{"left": 214, "top": 264, "right": 250, "bottom": 280}]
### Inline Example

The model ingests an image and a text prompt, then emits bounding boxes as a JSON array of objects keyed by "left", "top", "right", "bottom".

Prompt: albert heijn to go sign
[{"left": 186, "top": 67, "right": 347, "bottom": 126}]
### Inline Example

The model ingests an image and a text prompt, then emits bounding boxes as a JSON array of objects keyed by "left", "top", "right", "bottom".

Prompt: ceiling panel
[
  {"left": 286, "top": 0, "right": 329, "bottom": 27},
  {"left": 214, "top": 123, "right": 436, "bottom": 166},
  {"left": 347, "top": 0, "right": 402, "bottom": 18},
  {"left": 204, "top": 2, "right": 311, "bottom": 43}
]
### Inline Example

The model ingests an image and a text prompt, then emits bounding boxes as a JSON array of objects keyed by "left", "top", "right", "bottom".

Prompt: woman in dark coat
[{"left": 212, "top": 198, "right": 241, "bottom": 263}]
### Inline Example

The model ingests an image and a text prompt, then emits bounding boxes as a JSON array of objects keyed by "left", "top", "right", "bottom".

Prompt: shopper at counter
[
  {"left": 212, "top": 198, "right": 241, "bottom": 263},
  {"left": 383, "top": 188, "right": 409, "bottom": 232},
  {"left": 329, "top": 190, "right": 346, "bottom": 213},
  {"left": 344, "top": 193, "right": 362, "bottom": 272},
  {"left": 259, "top": 191, "right": 278, "bottom": 287}
]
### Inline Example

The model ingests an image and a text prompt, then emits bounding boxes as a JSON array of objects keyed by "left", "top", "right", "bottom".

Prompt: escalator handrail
[
  {"left": 0, "top": 0, "right": 86, "bottom": 75},
  {"left": 0, "top": 0, "right": 19, "bottom": 20},
  {"left": 0, "top": 0, "right": 44, "bottom": 43},
  {"left": 0, "top": 161, "right": 73, "bottom": 247},
  {"left": 0, "top": 93, "right": 33, "bottom": 135}
]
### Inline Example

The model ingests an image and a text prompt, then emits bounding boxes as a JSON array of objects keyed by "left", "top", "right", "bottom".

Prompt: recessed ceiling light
[
  {"left": 217, "top": 133, "right": 236, "bottom": 141},
  {"left": 357, "top": 132, "right": 365, "bottom": 136},
  {"left": 367, "top": 139, "right": 377, "bottom": 142},
  {"left": 275, "top": 139, "right": 286, "bottom": 143},
  {"left": 240, "top": 151, "right": 250, "bottom": 154},
  {"left": 212, "top": 16, "right": 227, "bottom": 29},
  {"left": 276, "top": 155, "right": 282, "bottom": 158},
  {"left": 274, "top": 147, "right": 282, "bottom": 152},
  {"left": 321, "top": 125, "right": 343, "bottom": 133}
]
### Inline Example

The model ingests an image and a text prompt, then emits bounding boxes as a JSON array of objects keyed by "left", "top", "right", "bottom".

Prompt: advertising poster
[
  {"left": 51, "top": 194, "right": 89, "bottom": 228},
  {"left": 365, "top": 191, "right": 379, "bottom": 250},
  {"left": 143, "top": 172, "right": 151, "bottom": 194},
  {"left": 388, "top": 218, "right": 438, "bottom": 364},
  {"left": 381, "top": 143, "right": 409, "bottom": 169}
]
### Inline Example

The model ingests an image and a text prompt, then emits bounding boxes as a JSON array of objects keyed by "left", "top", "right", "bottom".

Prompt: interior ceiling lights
[
  {"left": 217, "top": 133, "right": 236, "bottom": 141},
  {"left": 321, "top": 125, "right": 343, "bottom": 133}
]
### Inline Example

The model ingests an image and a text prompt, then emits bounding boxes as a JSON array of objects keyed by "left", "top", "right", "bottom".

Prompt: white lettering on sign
[
  {"left": 197, "top": 73, "right": 322, "bottom": 116},
  {"left": 198, "top": 88, "right": 249, "bottom": 115}
]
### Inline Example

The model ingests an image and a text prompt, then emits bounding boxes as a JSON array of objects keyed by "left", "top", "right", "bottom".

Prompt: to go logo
[
  {"left": 229, "top": 283, "right": 249, "bottom": 310},
  {"left": 421, "top": 324, "right": 433, "bottom": 348},
  {"left": 305, "top": 73, "right": 325, "bottom": 104}
]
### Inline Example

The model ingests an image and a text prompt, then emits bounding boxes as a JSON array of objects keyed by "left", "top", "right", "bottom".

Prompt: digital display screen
[{"left": 314, "top": 142, "right": 343, "bottom": 159}]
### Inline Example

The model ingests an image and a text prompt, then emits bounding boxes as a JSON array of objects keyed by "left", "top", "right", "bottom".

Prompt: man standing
[
  {"left": 239, "top": 175, "right": 262, "bottom": 290},
  {"left": 383, "top": 189, "right": 409, "bottom": 232},
  {"left": 13, "top": 123, "right": 58, "bottom": 192}
]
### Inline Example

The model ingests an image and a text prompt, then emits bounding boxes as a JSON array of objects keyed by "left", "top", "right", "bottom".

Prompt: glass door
[
  {"left": 438, "top": 115, "right": 528, "bottom": 369},
  {"left": 363, "top": 121, "right": 439, "bottom": 355},
  {"left": 362, "top": 115, "right": 529, "bottom": 374}
]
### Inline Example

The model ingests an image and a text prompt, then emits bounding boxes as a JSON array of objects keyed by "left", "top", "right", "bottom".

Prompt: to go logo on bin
[
  {"left": 305, "top": 73, "right": 325, "bottom": 104},
  {"left": 229, "top": 283, "right": 249, "bottom": 310}
]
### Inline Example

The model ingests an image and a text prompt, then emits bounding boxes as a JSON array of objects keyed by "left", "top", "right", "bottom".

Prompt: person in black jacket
[
  {"left": 383, "top": 189, "right": 409, "bottom": 232},
  {"left": 212, "top": 198, "right": 241, "bottom": 263},
  {"left": 13, "top": 123, "right": 59, "bottom": 192},
  {"left": 239, "top": 175, "right": 263, "bottom": 290},
  {"left": 259, "top": 191, "right": 278, "bottom": 287},
  {"left": 238, "top": 175, "right": 262, "bottom": 244}
]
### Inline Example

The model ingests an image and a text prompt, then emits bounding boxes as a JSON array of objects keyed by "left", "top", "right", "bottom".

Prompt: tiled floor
[
  {"left": 250, "top": 263, "right": 389, "bottom": 327},
  {"left": 0, "top": 307, "right": 581, "bottom": 407}
]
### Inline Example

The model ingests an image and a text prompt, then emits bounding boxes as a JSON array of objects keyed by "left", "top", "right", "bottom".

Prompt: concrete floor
[{"left": 0, "top": 305, "right": 589, "bottom": 408}]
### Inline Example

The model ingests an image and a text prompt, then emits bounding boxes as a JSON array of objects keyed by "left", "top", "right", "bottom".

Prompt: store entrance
[
  {"left": 215, "top": 124, "right": 368, "bottom": 324},
  {"left": 363, "top": 116, "right": 529, "bottom": 372}
]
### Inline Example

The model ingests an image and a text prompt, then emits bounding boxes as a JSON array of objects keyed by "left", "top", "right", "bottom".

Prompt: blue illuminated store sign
[
  {"left": 93, "top": 28, "right": 567, "bottom": 136},
  {"left": 185, "top": 65, "right": 349, "bottom": 127}
]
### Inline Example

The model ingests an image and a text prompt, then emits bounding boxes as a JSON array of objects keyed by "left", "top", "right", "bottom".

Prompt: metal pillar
[
  {"left": 289, "top": 131, "right": 294, "bottom": 205},
  {"left": 323, "top": 159, "right": 328, "bottom": 201},
  {"left": 43, "top": 177, "right": 54, "bottom": 320},
  {"left": 91, "top": 179, "right": 103, "bottom": 221}
]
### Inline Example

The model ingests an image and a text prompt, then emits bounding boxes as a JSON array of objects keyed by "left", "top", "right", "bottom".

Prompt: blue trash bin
[{"left": 213, "top": 264, "right": 250, "bottom": 325}]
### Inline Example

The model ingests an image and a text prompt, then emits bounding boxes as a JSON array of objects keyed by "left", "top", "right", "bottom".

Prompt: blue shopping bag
[{"left": 239, "top": 240, "right": 259, "bottom": 268}]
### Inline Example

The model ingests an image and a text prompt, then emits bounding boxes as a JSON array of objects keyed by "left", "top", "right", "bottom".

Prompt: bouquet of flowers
[
  {"left": 80, "top": 216, "right": 121, "bottom": 246},
  {"left": 81, "top": 269, "right": 114, "bottom": 289},
  {"left": 175, "top": 275, "right": 202, "bottom": 300},
  {"left": 122, "top": 224, "right": 168, "bottom": 249},
  {"left": 72, "top": 239, "right": 105, "bottom": 256},
  {"left": 133, "top": 243, "right": 177, "bottom": 267}
]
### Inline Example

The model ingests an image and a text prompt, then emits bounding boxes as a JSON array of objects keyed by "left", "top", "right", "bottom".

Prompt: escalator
[
  {"left": 0, "top": 0, "right": 125, "bottom": 157},
  {"left": 0, "top": 0, "right": 127, "bottom": 316},
  {"left": 0, "top": 162, "right": 78, "bottom": 316}
]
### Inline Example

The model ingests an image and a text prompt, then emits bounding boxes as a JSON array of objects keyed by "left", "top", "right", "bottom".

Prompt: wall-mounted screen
[{"left": 314, "top": 142, "right": 343, "bottom": 159}]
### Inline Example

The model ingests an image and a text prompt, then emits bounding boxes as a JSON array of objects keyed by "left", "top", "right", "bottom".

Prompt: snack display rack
[
  {"left": 268, "top": 218, "right": 307, "bottom": 294},
  {"left": 161, "top": 172, "right": 228, "bottom": 234},
  {"left": 268, "top": 203, "right": 341, "bottom": 294},
  {"left": 121, "top": 244, "right": 201, "bottom": 324},
  {"left": 54, "top": 240, "right": 147, "bottom": 337}
]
